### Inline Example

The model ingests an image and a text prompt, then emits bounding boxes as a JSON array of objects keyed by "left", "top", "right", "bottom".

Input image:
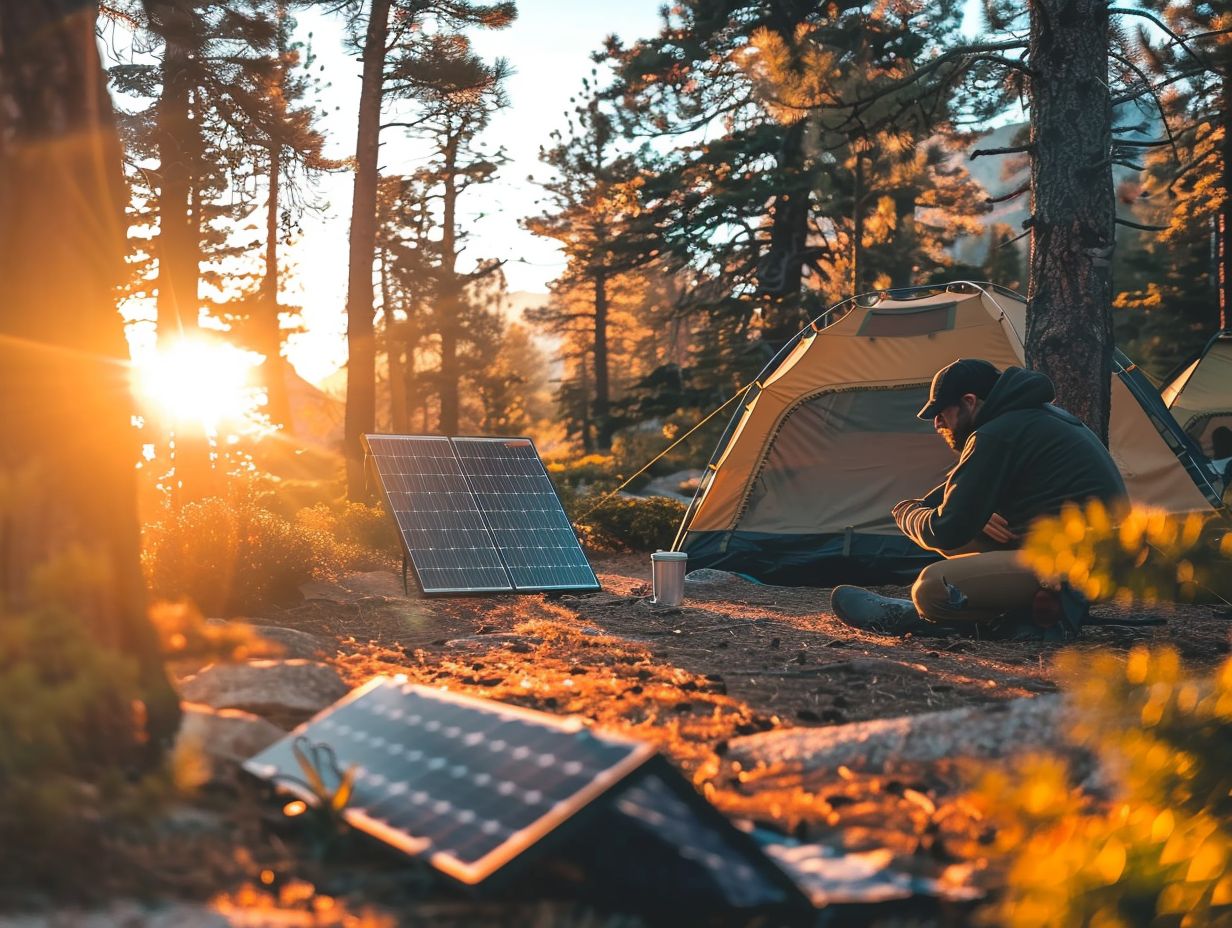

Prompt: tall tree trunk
[
  {"left": 379, "top": 248, "right": 407, "bottom": 431},
  {"left": 1219, "top": 67, "right": 1232, "bottom": 331},
  {"left": 578, "top": 358, "right": 594, "bottom": 454},
  {"left": 891, "top": 189, "right": 918, "bottom": 289},
  {"left": 0, "top": 0, "right": 181, "bottom": 748},
  {"left": 1025, "top": 0, "right": 1115, "bottom": 442},
  {"left": 593, "top": 265, "right": 612, "bottom": 451},
  {"left": 153, "top": 12, "right": 199, "bottom": 342},
  {"left": 343, "top": 0, "right": 391, "bottom": 498},
  {"left": 852, "top": 148, "right": 864, "bottom": 293},
  {"left": 438, "top": 134, "right": 461, "bottom": 436},
  {"left": 757, "top": 121, "right": 809, "bottom": 340},
  {"left": 261, "top": 140, "right": 293, "bottom": 429}
]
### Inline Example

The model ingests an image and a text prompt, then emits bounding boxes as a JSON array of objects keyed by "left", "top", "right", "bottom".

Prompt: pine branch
[
  {"left": 999, "top": 228, "right": 1031, "bottom": 248},
  {"left": 1108, "top": 7, "right": 1216, "bottom": 73},
  {"left": 1106, "top": 50, "right": 1181, "bottom": 162},
  {"left": 971, "top": 144, "right": 1032, "bottom": 159},
  {"left": 986, "top": 183, "right": 1030, "bottom": 204},
  {"left": 1115, "top": 217, "right": 1168, "bottom": 231},
  {"left": 832, "top": 40, "right": 1029, "bottom": 111}
]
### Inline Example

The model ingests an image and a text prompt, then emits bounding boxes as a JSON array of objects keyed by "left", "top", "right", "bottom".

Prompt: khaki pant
[{"left": 911, "top": 540, "right": 1042, "bottom": 625}]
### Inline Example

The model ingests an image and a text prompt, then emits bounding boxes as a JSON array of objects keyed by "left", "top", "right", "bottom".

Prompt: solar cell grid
[
  {"left": 362, "top": 435, "right": 512, "bottom": 594},
  {"left": 364, "top": 434, "right": 599, "bottom": 596},
  {"left": 453, "top": 438, "right": 599, "bottom": 592},
  {"left": 245, "top": 679, "right": 656, "bottom": 883}
]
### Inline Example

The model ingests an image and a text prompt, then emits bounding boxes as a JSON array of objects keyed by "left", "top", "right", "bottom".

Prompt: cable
[{"left": 573, "top": 381, "right": 756, "bottom": 523}]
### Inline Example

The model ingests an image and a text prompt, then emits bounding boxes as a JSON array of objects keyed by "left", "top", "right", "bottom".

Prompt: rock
[
  {"left": 205, "top": 619, "right": 330, "bottom": 660},
  {"left": 178, "top": 660, "right": 349, "bottom": 725},
  {"left": 248, "top": 625, "right": 332, "bottom": 660},
  {"left": 174, "top": 702, "right": 286, "bottom": 781},
  {"left": 728, "top": 694, "right": 1071, "bottom": 774}
]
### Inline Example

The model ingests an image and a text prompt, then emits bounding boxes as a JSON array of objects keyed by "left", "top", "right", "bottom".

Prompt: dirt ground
[{"left": 233, "top": 552, "right": 1232, "bottom": 919}]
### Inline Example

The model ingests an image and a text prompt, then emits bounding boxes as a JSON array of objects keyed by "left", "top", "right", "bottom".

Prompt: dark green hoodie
[{"left": 893, "top": 367, "right": 1127, "bottom": 553}]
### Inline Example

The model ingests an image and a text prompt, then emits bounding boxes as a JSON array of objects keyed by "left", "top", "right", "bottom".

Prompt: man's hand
[{"left": 982, "top": 512, "right": 1019, "bottom": 544}]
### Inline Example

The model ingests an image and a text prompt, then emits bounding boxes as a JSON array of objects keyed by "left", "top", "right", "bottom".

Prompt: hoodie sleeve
[{"left": 892, "top": 431, "right": 1016, "bottom": 552}]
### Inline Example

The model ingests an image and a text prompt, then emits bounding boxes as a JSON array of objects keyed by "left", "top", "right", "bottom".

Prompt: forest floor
[
  {"left": 236, "top": 552, "right": 1230, "bottom": 924},
  {"left": 15, "top": 554, "right": 1229, "bottom": 927}
]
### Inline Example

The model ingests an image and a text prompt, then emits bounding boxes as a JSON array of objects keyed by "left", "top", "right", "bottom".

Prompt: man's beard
[{"left": 938, "top": 415, "right": 976, "bottom": 455}]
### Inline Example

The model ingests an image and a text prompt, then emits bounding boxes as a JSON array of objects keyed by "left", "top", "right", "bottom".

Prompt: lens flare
[{"left": 135, "top": 337, "right": 265, "bottom": 435}]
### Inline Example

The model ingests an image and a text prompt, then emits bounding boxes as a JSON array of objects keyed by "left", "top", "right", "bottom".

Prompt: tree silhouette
[{"left": 0, "top": 0, "right": 180, "bottom": 750}]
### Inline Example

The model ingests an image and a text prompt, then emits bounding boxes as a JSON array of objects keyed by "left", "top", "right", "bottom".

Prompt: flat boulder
[
  {"left": 729, "top": 694, "right": 1069, "bottom": 775},
  {"left": 175, "top": 703, "right": 286, "bottom": 782},
  {"left": 178, "top": 660, "right": 349, "bottom": 725},
  {"left": 204, "top": 619, "right": 331, "bottom": 660}
]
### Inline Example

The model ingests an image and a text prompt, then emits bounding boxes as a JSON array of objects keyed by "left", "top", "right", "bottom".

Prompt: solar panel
[
  {"left": 362, "top": 434, "right": 599, "bottom": 596},
  {"left": 453, "top": 438, "right": 601, "bottom": 592},
  {"left": 363, "top": 435, "right": 512, "bottom": 595},
  {"left": 244, "top": 678, "right": 805, "bottom": 907}
]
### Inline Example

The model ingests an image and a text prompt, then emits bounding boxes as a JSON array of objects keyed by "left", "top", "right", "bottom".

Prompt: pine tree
[
  {"left": 337, "top": 0, "right": 514, "bottom": 498},
  {"left": 524, "top": 82, "right": 653, "bottom": 451},
  {"left": 0, "top": 0, "right": 180, "bottom": 749}
]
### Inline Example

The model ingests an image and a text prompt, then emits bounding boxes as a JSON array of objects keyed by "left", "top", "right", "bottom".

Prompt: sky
[{"left": 283, "top": 0, "right": 667, "bottom": 385}]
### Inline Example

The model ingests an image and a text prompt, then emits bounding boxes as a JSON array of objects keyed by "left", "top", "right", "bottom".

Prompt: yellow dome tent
[
  {"left": 1161, "top": 330, "right": 1232, "bottom": 459},
  {"left": 676, "top": 283, "right": 1224, "bottom": 586}
]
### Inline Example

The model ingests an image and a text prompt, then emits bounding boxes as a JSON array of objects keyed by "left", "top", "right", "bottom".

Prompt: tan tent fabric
[
  {"left": 1162, "top": 333, "right": 1232, "bottom": 457},
  {"left": 688, "top": 285, "right": 1217, "bottom": 537}
]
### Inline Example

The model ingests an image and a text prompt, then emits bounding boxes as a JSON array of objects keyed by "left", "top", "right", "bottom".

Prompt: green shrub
[
  {"left": 296, "top": 499, "right": 400, "bottom": 555},
  {"left": 0, "top": 603, "right": 164, "bottom": 895},
  {"left": 568, "top": 493, "right": 687, "bottom": 552},
  {"left": 143, "top": 496, "right": 322, "bottom": 615},
  {"left": 544, "top": 453, "right": 619, "bottom": 490}
]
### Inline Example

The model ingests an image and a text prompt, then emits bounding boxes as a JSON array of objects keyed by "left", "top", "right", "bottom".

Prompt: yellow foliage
[
  {"left": 976, "top": 646, "right": 1232, "bottom": 926},
  {"left": 1020, "top": 501, "right": 1232, "bottom": 604}
]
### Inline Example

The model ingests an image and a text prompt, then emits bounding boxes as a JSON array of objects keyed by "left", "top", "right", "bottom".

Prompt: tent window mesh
[
  {"left": 858, "top": 303, "right": 955, "bottom": 337},
  {"left": 739, "top": 387, "right": 953, "bottom": 535}
]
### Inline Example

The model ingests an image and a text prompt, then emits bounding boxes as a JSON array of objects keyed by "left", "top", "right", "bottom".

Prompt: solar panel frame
[
  {"left": 362, "top": 435, "right": 513, "bottom": 595},
  {"left": 452, "top": 436, "right": 601, "bottom": 593},
  {"left": 243, "top": 677, "right": 660, "bottom": 886},
  {"left": 362, "top": 434, "right": 600, "bottom": 597}
]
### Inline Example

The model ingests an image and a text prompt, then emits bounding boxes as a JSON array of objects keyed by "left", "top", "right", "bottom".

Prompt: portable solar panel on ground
[
  {"left": 363, "top": 435, "right": 511, "bottom": 594},
  {"left": 362, "top": 434, "right": 599, "bottom": 596},
  {"left": 453, "top": 438, "right": 600, "bottom": 592},
  {"left": 244, "top": 678, "right": 804, "bottom": 907}
]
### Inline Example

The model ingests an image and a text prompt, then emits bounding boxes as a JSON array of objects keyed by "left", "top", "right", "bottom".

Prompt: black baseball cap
[{"left": 917, "top": 359, "right": 1001, "bottom": 420}]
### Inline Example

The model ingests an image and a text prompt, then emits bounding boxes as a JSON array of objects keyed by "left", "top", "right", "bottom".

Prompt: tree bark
[
  {"left": 1219, "top": 67, "right": 1232, "bottom": 332},
  {"left": 757, "top": 121, "right": 810, "bottom": 340},
  {"left": 152, "top": 7, "right": 200, "bottom": 342},
  {"left": 379, "top": 248, "right": 407, "bottom": 432},
  {"left": 852, "top": 148, "right": 865, "bottom": 293},
  {"left": 0, "top": 0, "right": 181, "bottom": 748},
  {"left": 438, "top": 132, "right": 461, "bottom": 436},
  {"left": 260, "top": 139, "right": 292, "bottom": 429},
  {"left": 343, "top": 0, "right": 392, "bottom": 498},
  {"left": 593, "top": 265, "right": 612, "bottom": 452},
  {"left": 1025, "top": 0, "right": 1115, "bottom": 442}
]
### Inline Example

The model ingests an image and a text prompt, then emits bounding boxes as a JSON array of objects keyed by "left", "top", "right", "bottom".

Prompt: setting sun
[{"left": 134, "top": 337, "right": 267, "bottom": 436}]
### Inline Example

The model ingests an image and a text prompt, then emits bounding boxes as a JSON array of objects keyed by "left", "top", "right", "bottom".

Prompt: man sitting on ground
[{"left": 831, "top": 358, "right": 1127, "bottom": 640}]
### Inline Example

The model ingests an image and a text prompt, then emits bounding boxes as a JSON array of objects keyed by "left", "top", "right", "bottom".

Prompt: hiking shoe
[
  {"left": 1031, "top": 584, "right": 1089, "bottom": 640},
  {"left": 831, "top": 585, "right": 936, "bottom": 636}
]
